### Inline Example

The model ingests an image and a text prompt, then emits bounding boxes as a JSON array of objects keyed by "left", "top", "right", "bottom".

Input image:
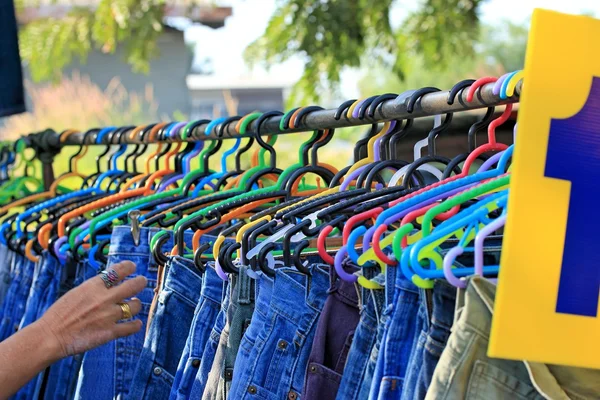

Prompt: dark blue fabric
[{"left": 0, "top": 0, "right": 25, "bottom": 117}]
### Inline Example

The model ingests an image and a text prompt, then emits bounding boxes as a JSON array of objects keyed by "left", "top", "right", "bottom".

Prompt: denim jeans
[
  {"left": 190, "top": 281, "right": 230, "bottom": 399},
  {"left": 303, "top": 272, "right": 360, "bottom": 400},
  {"left": 128, "top": 253, "right": 202, "bottom": 400},
  {"left": 74, "top": 226, "right": 167, "bottom": 400},
  {"left": 15, "top": 252, "right": 61, "bottom": 400},
  {"left": 169, "top": 264, "right": 225, "bottom": 400},
  {"left": 229, "top": 264, "right": 329, "bottom": 400},
  {"left": 412, "top": 280, "right": 456, "bottom": 400},
  {"left": 0, "top": 243, "right": 12, "bottom": 308},
  {"left": 228, "top": 272, "right": 273, "bottom": 397},
  {"left": 336, "top": 264, "right": 385, "bottom": 400},
  {"left": 369, "top": 267, "right": 420, "bottom": 400},
  {"left": 0, "top": 253, "right": 34, "bottom": 341},
  {"left": 204, "top": 264, "right": 255, "bottom": 400},
  {"left": 44, "top": 257, "right": 96, "bottom": 400},
  {"left": 400, "top": 297, "right": 428, "bottom": 400}
]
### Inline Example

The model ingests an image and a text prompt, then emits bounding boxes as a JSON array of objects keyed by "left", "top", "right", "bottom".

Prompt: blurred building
[
  {"left": 17, "top": 1, "right": 233, "bottom": 118},
  {"left": 186, "top": 74, "right": 292, "bottom": 119}
]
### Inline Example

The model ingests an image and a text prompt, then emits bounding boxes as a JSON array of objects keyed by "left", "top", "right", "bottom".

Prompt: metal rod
[{"left": 49, "top": 81, "right": 521, "bottom": 146}]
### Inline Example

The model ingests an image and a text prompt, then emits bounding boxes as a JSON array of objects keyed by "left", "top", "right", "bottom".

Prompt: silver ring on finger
[{"left": 99, "top": 268, "right": 120, "bottom": 289}]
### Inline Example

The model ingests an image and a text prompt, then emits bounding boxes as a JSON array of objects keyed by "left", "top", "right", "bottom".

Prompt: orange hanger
[{"left": 120, "top": 123, "right": 167, "bottom": 192}]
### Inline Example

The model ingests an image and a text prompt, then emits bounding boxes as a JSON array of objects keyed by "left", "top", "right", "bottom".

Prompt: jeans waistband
[
  {"left": 201, "top": 262, "right": 226, "bottom": 304},
  {"left": 270, "top": 264, "right": 329, "bottom": 327},
  {"left": 164, "top": 255, "right": 203, "bottom": 304},
  {"left": 232, "top": 264, "right": 255, "bottom": 305}
]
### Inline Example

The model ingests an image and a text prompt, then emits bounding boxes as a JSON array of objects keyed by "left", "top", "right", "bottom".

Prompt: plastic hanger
[{"left": 359, "top": 77, "right": 512, "bottom": 264}]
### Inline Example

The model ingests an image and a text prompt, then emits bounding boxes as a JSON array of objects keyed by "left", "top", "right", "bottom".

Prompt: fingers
[
  {"left": 111, "top": 298, "right": 142, "bottom": 321},
  {"left": 90, "top": 261, "right": 137, "bottom": 291},
  {"left": 112, "top": 319, "right": 143, "bottom": 338},
  {"left": 110, "top": 275, "right": 148, "bottom": 301}
]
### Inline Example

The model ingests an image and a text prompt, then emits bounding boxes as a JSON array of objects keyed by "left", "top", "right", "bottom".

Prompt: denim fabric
[
  {"left": 190, "top": 281, "right": 230, "bottom": 399},
  {"left": 43, "top": 257, "right": 94, "bottom": 400},
  {"left": 128, "top": 254, "right": 202, "bottom": 400},
  {"left": 400, "top": 294, "right": 428, "bottom": 400},
  {"left": 412, "top": 280, "right": 456, "bottom": 400},
  {"left": 74, "top": 226, "right": 167, "bottom": 400},
  {"left": 15, "top": 252, "right": 60, "bottom": 400},
  {"left": 0, "top": 0, "right": 26, "bottom": 117},
  {"left": 368, "top": 268, "right": 420, "bottom": 400},
  {"left": 204, "top": 264, "right": 255, "bottom": 400},
  {"left": 228, "top": 273, "right": 273, "bottom": 396},
  {"left": 169, "top": 264, "right": 225, "bottom": 400},
  {"left": 0, "top": 253, "right": 34, "bottom": 341},
  {"left": 0, "top": 243, "right": 12, "bottom": 307},
  {"left": 44, "top": 258, "right": 96, "bottom": 400},
  {"left": 335, "top": 265, "right": 385, "bottom": 400},
  {"left": 229, "top": 264, "right": 329, "bottom": 400},
  {"left": 303, "top": 272, "right": 360, "bottom": 400}
]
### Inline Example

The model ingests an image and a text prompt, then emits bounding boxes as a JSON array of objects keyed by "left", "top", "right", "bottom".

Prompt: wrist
[{"left": 31, "top": 319, "right": 66, "bottom": 364}]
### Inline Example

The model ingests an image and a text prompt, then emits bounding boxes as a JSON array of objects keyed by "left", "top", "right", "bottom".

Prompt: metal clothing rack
[{"left": 21, "top": 80, "right": 521, "bottom": 190}]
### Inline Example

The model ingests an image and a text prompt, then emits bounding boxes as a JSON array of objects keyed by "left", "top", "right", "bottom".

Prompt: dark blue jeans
[
  {"left": 229, "top": 264, "right": 329, "bottom": 400},
  {"left": 128, "top": 254, "right": 202, "bottom": 400},
  {"left": 413, "top": 280, "right": 456, "bottom": 400},
  {"left": 74, "top": 226, "right": 170, "bottom": 400},
  {"left": 169, "top": 263, "right": 225, "bottom": 400}
]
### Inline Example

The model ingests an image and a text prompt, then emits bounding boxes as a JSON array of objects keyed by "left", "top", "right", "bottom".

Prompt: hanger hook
[
  {"left": 334, "top": 99, "right": 357, "bottom": 120},
  {"left": 447, "top": 79, "right": 476, "bottom": 105},
  {"left": 406, "top": 87, "right": 441, "bottom": 113},
  {"left": 254, "top": 110, "right": 284, "bottom": 169}
]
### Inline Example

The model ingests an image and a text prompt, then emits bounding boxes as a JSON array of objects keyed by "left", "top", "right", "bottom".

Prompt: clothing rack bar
[{"left": 47, "top": 81, "right": 520, "bottom": 147}]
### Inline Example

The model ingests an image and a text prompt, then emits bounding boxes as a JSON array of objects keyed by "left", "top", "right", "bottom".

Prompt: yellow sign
[{"left": 491, "top": 9, "right": 600, "bottom": 368}]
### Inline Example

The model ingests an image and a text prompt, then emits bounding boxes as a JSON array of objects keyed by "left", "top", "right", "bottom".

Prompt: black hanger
[
  {"left": 241, "top": 111, "right": 285, "bottom": 191},
  {"left": 442, "top": 79, "right": 494, "bottom": 178},
  {"left": 400, "top": 88, "right": 462, "bottom": 187}
]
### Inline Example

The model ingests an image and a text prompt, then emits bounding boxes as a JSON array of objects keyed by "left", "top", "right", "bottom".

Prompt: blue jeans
[
  {"left": 400, "top": 295, "right": 429, "bottom": 400},
  {"left": 204, "top": 264, "right": 255, "bottom": 400},
  {"left": 128, "top": 253, "right": 202, "bottom": 400},
  {"left": 74, "top": 226, "right": 168, "bottom": 400},
  {"left": 336, "top": 265, "right": 385, "bottom": 400},
  {"left": 226, "top": 272, "right": 272, "bottom": 397},
  {"left": 412, "top": 280, "right": 456, "bottom": 400},
  {"left": 44, "top": 257, "right": 96, "bottom": 400},
  {"left": 369, "top": 268, "right": 420, "bottom": 400},
  {"left": 15, "top": 252, "right": 60, "bottom": 400},
  {"left": 190, "top": 280, "right": 230, "bottom": 399},
  {"left": 0, "top": 253, "right": 34, "bottom": 341},
  {"left": 169, "top": 263, "right": 225, "bottom": 400},
  {"left": 0, "top": 243, "right": 12, "bottom": 308},
  {"left": 229, "top": 265, "right": 329, "bottom": 400}
]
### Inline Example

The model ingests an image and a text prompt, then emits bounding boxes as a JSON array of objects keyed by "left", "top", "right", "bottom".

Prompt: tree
[{"left": 19, "top": 0, "right": 492, "bottom": 102}]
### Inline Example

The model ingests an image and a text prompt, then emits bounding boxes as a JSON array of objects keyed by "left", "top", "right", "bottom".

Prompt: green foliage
[
  {"left": 20, "top": 0, "right": 165, "bottom": 82},
  {"left": 246, "top": 0, "right": 488, "bottom": 104}
]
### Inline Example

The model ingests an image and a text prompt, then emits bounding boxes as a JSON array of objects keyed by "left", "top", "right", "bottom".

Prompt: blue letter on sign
[{"left": 545, "top": 77, "right": 600, "bottom": 317}]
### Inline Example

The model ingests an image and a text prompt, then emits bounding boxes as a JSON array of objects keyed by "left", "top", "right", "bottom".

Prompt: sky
[{"left": 183, "top": 0, "right": 600, "bottom": 98}]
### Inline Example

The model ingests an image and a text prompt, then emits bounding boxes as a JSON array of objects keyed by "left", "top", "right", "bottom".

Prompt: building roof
[
  {"left": 17, "top": 1, "right": 232, "bottom": 28},
  {"left": 186, "top": 74, "right": 294, "bottom": 90}
]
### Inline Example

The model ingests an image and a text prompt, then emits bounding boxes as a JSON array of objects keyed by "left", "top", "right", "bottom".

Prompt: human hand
[{"left": 37, "top": 261, "right": 147, "bottom": 359}]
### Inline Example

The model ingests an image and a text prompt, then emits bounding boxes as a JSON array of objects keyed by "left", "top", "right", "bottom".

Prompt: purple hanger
[
  {"left": 493, "top": 73, "right": 512, "bottom": 95},
  {"left": 474, "top": 214, "right": 506, "bottom": 275},
  {"left": 443, "top": 246, "right": 467, "bottom": 288}
]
